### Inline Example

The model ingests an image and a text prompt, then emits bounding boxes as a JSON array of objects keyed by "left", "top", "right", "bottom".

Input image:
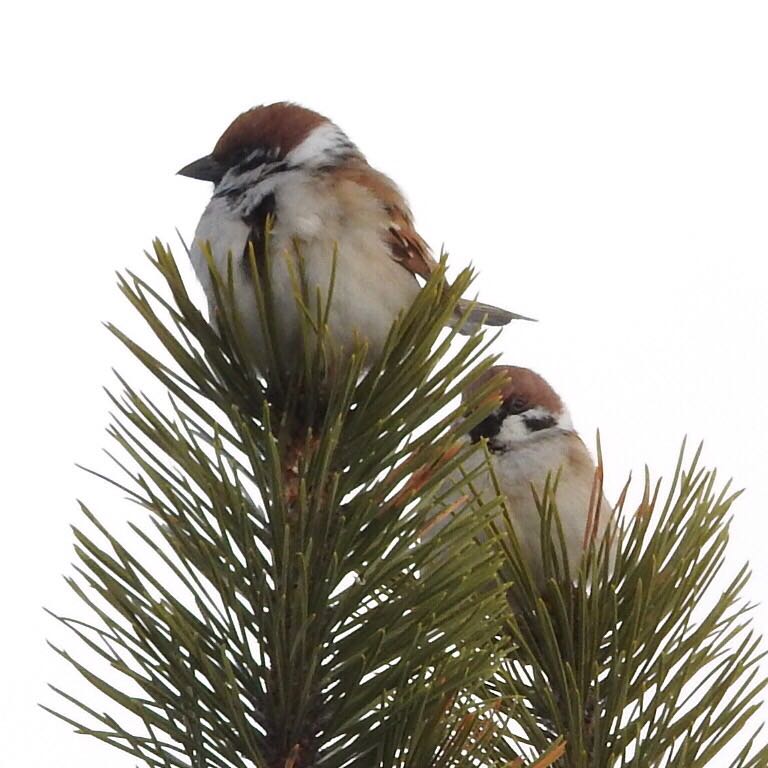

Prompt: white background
[{"left": 1, "top": 1, "right": 766, "bottom": 765}]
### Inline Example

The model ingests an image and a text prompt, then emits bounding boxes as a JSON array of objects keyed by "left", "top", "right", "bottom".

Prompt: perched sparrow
[
  {"left": 426, "top": 365, "right": 613, "bottom": 587},
  {"left": 178, "top": 102, "right": 526, "bottom": 369}
]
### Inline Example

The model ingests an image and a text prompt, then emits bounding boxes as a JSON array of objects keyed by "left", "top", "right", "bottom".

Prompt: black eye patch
[{"left": 213, "top": 155, "right": 289, "bottom": 201}]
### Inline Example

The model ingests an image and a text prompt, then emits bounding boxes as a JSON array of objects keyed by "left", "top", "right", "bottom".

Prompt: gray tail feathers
[{"left": 454, "top": 298, "right": 535, "bottom": 335}]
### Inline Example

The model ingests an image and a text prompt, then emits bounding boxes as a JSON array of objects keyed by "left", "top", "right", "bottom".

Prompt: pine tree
[{"left": 46, "top": 241, "right": 767, "bottom": 767}]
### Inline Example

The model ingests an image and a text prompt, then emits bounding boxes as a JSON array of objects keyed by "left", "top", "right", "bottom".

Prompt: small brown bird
[
  {"left": 426, "top": 365, "right": 613, "bottom": 587},
  {"left": 178, "top": 102, "right": 527, "bottom": 369}
]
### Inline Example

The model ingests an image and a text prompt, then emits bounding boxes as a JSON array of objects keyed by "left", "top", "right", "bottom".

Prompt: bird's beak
[{"left": 177, "top": 154, "right": 224, "bottom": 182}]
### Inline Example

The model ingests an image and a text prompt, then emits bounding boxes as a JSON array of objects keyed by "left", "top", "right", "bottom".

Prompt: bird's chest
[
  {"left": 189, "top": 181, "right": 420, "bottom": 362},
  {"left": 190, "top": 198, "right": 251, "bottom": 294},
  {"left": 191, "top": 179, "right": 376, "bottom": 273},
  {"left": 494, "top": 440, "right": 570, "bottom": 493}
]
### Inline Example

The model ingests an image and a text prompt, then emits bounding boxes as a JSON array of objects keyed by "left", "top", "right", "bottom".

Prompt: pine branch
[
  {"left": 46, "top": 242, "right": 558, "bottom": 767},
  {"left": 483, "top": 442, "right": 768, "bottom": 767},
  {"left": 47, "top": 237, "right": 764, "bottom": 767}
]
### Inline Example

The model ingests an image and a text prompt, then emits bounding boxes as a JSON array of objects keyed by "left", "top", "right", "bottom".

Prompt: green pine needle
[{"left": 46, "top": 239, "right": 767, "bottom": 768}]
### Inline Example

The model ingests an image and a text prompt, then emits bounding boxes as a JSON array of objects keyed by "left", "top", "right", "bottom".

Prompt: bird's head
[
  {"left": 464, "top": 365, "right": 574, "bottom": 453},
  {"left": 177, "top": 102, "right": 359, "bottom": 189}
]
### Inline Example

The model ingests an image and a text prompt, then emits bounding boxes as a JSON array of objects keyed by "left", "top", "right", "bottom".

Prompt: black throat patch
[{"left": 241, "top": 192, "right": 277, "bottom": 277}]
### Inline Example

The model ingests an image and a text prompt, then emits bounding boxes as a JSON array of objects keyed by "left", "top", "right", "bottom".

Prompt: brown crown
[
  {"left": 463, "top": 365, "right": 564, "bottom": 414},
  {"left": 211, "top": 102, "right": 330, "bottom": 162}
]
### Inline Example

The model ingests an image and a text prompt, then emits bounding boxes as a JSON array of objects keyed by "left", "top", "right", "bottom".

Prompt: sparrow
[
  {"left": 425, "top": 365, "right": 613, "bottom": 588},
  {"left": 178, "top": 102, "right": 526, "bottom": 370}
]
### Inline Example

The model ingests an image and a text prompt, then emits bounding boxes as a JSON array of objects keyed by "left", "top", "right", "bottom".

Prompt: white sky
[{"left": 1, "top": 2, "right": 767, "bottom": 765}]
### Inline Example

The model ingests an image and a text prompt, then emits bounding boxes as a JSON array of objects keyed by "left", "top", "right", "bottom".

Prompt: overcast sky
[{"left": 2, "top": 2, "right": 767, "bottom": 765}]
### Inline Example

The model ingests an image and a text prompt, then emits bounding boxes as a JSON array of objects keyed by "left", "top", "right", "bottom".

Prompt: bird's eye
[
  {"left": 230, "top": 146, "right": 280, "bottom": 175},
  {"left": 228, "top": 148, "right": 253, "bottom": 168},
  {"left": 505, "top": 397, "right": 529, "bottom": 415}
]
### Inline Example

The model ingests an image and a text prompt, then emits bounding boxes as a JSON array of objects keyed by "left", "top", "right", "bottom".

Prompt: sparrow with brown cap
[
  {"left": 426, "top": 365, "right": 613, "bottom": 588},
  {"left": 178, "top": 102, "right": 527, "bottom": 370}
]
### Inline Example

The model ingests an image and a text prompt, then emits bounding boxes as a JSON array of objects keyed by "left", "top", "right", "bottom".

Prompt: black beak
[{"left": 177, "top": 155, "right": 224, "bottom": 182}]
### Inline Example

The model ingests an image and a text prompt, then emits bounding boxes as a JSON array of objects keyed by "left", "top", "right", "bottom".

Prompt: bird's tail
[{"left": 454, "top": 298, "right": 535, "bottom": 335}]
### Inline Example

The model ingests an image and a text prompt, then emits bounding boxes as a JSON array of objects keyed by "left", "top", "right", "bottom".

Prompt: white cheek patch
[
  {"left": 494, "top": 406, "right": 572, "bottom": 450},
  {"left": 220, "top": 164, "right": 264, "bottom": 190},
  {"left": 556, "top": 408, "right": 573, "bottom": 432},
  {"left": 217, "top": 175, "right": 284, "bottom": 220},
  {"left": 495, "top": 413, "right": 531, "bottom": 444},
  {"left": 240, "top": 176, "right": 280, "bottom": 213},
  {"left": 287, "top": 123, "right": 353, "bottom": 167}
]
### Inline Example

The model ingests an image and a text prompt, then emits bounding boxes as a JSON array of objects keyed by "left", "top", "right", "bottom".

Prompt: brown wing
[
  {"left": 384, "top": 203, "right": 439, "bottom": 281},
  {"left": 334, "top": 162, "right": 439, "bottom": 281},
  {"left": 380, "top": 196, "right": 529, "bottom": 329},
  {"left": 334, "top": 161, "right": 527, "bottom": 330}
]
